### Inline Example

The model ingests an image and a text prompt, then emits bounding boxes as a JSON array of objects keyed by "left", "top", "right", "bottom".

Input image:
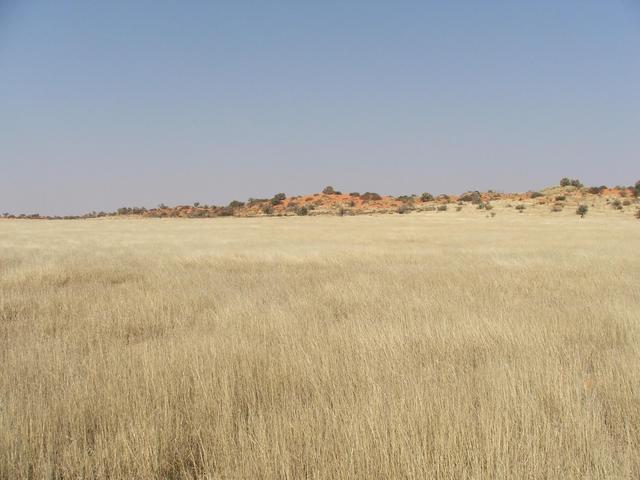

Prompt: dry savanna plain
[{"left": 1, "top": 205, "right": 640, "bottom": 479}]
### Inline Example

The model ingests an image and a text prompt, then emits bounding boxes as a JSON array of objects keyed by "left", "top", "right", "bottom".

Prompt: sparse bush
[
  {"left": 271, "top": 193, "right": 286, "bottom": 205},
  {"left": 437, "top": 204, "right": 448, "bottom": 211},
  {"left": 460, "top": 191, "right": 481, "bottom": 204},
  {"left": 555, "top": 195, "right": 566, "bottom": 201},
  {"left": 349, "top": 192, "right": 360, "bottom": 197},
  {"left": 530, "top": 191, "right": 543, "bottom": 198},
  {"left": 455, "top": 205, "right": 462, "bottom": 212},
  {"left": 228, "top": 200, "right": 245, "bottom": 209},
  {"left": 424, "top": 205, "right": 436, "bottom": 211},
  {"left": 623, "top": 200, "right": 631, "bottom": 206},
  {"left": 611, "top": 199, "right": 623, "bottom": 210},
  {"left": 322, "top": 186, "right": 336, "bottom": 195},
  {"left": 551, "top": 203, "right": 563, "bottom": 212},
  {"left": 396, "top": 204, "right": 411, "bottom": 214},
  {"left": 420, "top": 192, "right": 434, "bottom": 202},
  {"left": 262, "top": 205, "right": 273, "bottom": 215},
  {"left": 515, "top": 204, "right": 526, "bottom": 211},
  {"left": 560, "top": 177, "right": 582, "bottom": 188},
  {"left": 576, "top": 204, "right": 588, "bottom": 218},
  {"left": 296, "top": 206, "right": 308, "bottom": 216},
  {"left": 396, "top": 195, "right": 414, "bottom": 203},
  {"left": 485, "top": 203, "right": 493, "bottom": 211},
  {"left": 217, "top": 207, "right": 234, "bottom": 217}
]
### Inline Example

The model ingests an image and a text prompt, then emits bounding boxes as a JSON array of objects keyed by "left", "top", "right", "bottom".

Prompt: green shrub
[
  {"left": 460, "top": 191, "right": 481, "bottom": 204},
  {"left": 515, "top": 204, "right": 526, "bottom": 211},
  {"left": 420, "top": 192, "right": 434, "bottom": 202},
  {"left": 437, "top": 204, "right": 448, "bottom": 211},
  {"left": 271, "top": 193, "right": 286, "bottom": 205},
  {"left": 611, "top": 199, "right": 622, "bottom": 210},
  {"left": 576, "top": 204, "right": 588, "bottom": 218},
  {"left": 530, "top": 191, "right": 543, "bottom": 198},
  {"left": 560, "top": 177, "right": 582, "bottom": 188},
  {"left": 349, "top": 192, "right": 360, "bottom": 197},
  {"left": 262, "top": 205, "right": 274, "bottom": 215},
  {"left": 360, "top": 192, "right": 382, "bottom": 201},
  {"left": 322, "top": 186, "right": 337, "bottom": 195},
  {"left": 396, "top": 204, "right": 411, "bottom": 214},
  {"left": 296, "top": 206, "right": 308, "bottom": 216},
  {"left": 555, "top": 195, "right": 566, "bottom": 201},
  {"left": 228, "top": 200, "right": 245, "bottom": 208}
]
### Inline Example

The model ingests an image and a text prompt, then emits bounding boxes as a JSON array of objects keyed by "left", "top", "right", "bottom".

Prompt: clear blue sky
[{"left": 1, "top": 1, "right": 639, "bottom": 215}]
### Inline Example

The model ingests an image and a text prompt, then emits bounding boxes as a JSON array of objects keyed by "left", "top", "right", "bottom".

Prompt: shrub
[
  {"left": 228, "top": 200, "right": 245, "bottom": 209},
  {"left": 623, "top": 200, "right": 631, "bottom": 206},
  {"left": 271, "top": 193, "right": 286, "bottom": 205},
  {"left": 262, "top": 205, "right": 273, "bottom": 215},
  {"left": 396, "top": 204, "right": 411, "bottom": 214},
  {"left": 560, "top": 177, "right": 582, "bottom": 188},
  {"left": 551, "top": 203, "right": 563, "bottom": 212},
  {"left": 360, "top": 192, "right": 382, "bottom": 201},
  {"left": 588, "top": 186, "right": 607, "bottom": 195},
  {"left": 322, "top": 186, "right": 336, "bottom": 195},
  {"left": 424, "top": 205, "right": 436, "bottom": 212},
  {"left": 530, "top": 191, "right": 543, "bottom": 198},
  {"left": 611, "top": 199, "right": 622, "bottom": 210},
  {"left": 576, "top": 204, "right": 588, "bottom": 218},
  {"left": 455, "top": 205, "right": 462, "bottom": 212},
  {"left": 396, "top": 195, "right": 414, "bottom": 203},
  {"left": 484, "top": 203, "right": 494, "bottom": 211},
  {"left": 296, "top": 206, "right": 308, "bottom": 216},
  {"left": 460, "top": 191, "right": 481, "bottom": 204},
  {"left": 248, "top": 198, "right": 268, "bottom": 206},
  {"left": 555, "top": 195, "right": 566, "bottom": 201},
  {"left": 217, "top": 207, "right": 234, "bottom": 217},
  {"left": 420, "top": 192, "right": 434, "bottom": 202},
  {"left": 515, "top": 204, "right": 526, "bottom": 211},
  {"left": 437, "top": 204, "right": 448, "bottom": 211},
  {"left": 193, "top": 202, "right": 200, "bottom": 207},
  {"left": 349, "top": 192, "right": 360, "bottom": 197}
]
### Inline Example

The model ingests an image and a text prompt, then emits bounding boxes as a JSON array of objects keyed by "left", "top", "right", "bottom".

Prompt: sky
[{"left": 1, "top": 1, "right": 639, "bottom": 215}]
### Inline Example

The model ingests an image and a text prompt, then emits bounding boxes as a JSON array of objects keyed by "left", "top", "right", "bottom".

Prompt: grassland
[{"left": 1, "top": 209, "right": 639, "bottom": 479}]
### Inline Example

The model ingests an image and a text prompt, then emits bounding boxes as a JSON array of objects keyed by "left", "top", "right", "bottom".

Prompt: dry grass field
[{"left": 1, "top": 210, "right": 639, "bottom": 479}]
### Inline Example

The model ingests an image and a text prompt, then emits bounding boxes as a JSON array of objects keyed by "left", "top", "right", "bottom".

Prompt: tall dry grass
[{"left": 1, "top": 213, "right": 639, "bottom": 479}]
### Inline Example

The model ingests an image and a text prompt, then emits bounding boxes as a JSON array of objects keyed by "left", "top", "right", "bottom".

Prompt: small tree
[
  {"left": 420, "top": 192, "right": 434, "bottom": 202},
  {"left": 271, "top": 193, "right": 286, "bottom": 205},
  {"left": 560, "top": 177, "right": 571, "bottom": 187},
  {"left": 576, "top": 204, "right": 588, "bottom": 218},
  {"left": 322, "top": 186, "right": 336, "bottom": 195}
]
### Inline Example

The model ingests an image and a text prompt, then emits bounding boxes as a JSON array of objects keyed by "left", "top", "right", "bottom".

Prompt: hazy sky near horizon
[{"left": 1, "top": 1, "right": 639, "bottom": 215}]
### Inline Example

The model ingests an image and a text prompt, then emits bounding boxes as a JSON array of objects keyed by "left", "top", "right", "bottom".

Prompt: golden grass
[{"left": 1, "top": 211, "right": 639, "bottom": 479}]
